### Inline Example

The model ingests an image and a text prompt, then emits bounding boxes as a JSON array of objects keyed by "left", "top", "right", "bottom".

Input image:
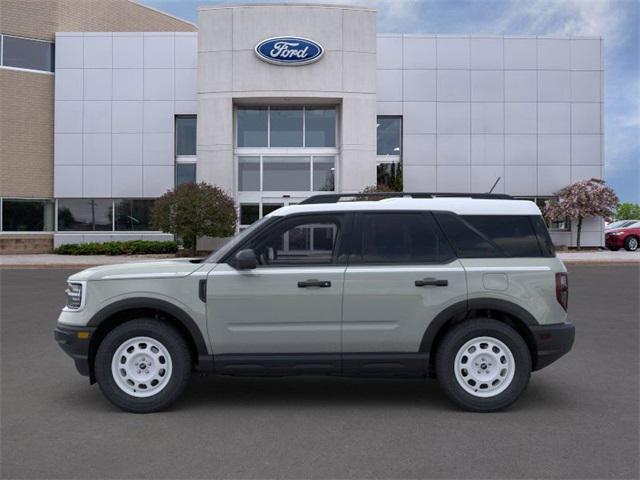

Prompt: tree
[
  {"left": 616, "top": 202, "right": 640, "bottom": 220},
  {"left": 152, "top": 182, "right": 237, "bottom": 255},
  {"left": 543, "top": 179, "right": 618, "bottom": 250}
]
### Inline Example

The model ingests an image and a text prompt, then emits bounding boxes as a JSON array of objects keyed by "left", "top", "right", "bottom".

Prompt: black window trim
[
  {"left": 222, "top": 212, "right": 353, "bottom": 267},
  {"left": 348, "top": 211, "right": 457, "bottom": 266}
]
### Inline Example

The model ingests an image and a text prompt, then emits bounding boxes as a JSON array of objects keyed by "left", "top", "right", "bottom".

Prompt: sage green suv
[{"left": 55, "top": 193, "right": 575, "bottom": 413}]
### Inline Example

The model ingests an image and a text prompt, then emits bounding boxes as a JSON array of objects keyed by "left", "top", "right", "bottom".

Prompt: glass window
[
  {"left": 377, "top": 117, "right": 402, "bottom": 156},
  {"left": 270, "top": 107, "right": 303, "bottom": 147},
  {"left": 238, "top": 156, "right": 260, "bottom": 191},
  {"left": 2, "top": 35, "right": 54, "bottom": 72},
  {"left": 175, "top": 116, "right": 196, "bottom": 156},
  {"left": 530, "top": 216, "right": 556, "bottom": 257},
  {"left": 263, "top": 203, "right": 284, "bottom": 216},
  {"left": 114, "top": 199, "right": 155, "bottom": 231},
  {"left": 352, "top": 213, "right": 453, "bottom": 264},
  {"left": 249, "top": 215, "right": 342, "bottom": 266},
  {"left": 263, "top": 156, "right": 310, "bottom": 191},
  {"left": 462, "top": 215, "right": 542, "bottom": 257},
  {"left": 313, "top": 157, "right": 335, "bottom": 191},
  {"left": 240, "top": 204, "right": 259, "bottom": 225},
  {"left": 377, "top": 161, "right": 403, "bottom": 192},
  {"left": 2, "top": 199, "right": 53, "bottom": 231},
  {"left": 305, "top": 108, "right": 336, "bottom": 147},
  {"left": 176, "top": 163, "right": 196, "bottom": 186},
  {"left": 237, "top": 108, "right": 268, "bottom": 147},
  {"left": 57, "top": 199, "right": 112, "bottom": 231},
  {"left": 535, "top": 198, "right": 571, "bottom": 231},
  {"left": 435, "top": 212, "right": 503, "bottom": 258}
]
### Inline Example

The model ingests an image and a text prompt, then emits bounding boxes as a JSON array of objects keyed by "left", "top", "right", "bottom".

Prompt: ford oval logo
[{"left": 255, "top": 36, "right": 324, "bottom": 66}]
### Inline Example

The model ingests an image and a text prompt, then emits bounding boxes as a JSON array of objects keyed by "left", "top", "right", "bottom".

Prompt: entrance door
[{"left": 206, "top": 213, "right": 349, "bottom": 373}]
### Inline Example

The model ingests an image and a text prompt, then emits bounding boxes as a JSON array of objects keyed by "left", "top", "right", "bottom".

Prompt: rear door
[{"left": 341, "top": 212, "right": 467, "bottom": 362}]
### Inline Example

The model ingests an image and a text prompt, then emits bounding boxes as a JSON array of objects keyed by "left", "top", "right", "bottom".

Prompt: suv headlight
[{"left": 65, "top": 282, "right": 85, "bottom": 310}]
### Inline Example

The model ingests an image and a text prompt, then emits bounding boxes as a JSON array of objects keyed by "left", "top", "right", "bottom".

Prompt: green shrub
[{"left": 54, "top": 240, "right": 178, "bottom": 256}]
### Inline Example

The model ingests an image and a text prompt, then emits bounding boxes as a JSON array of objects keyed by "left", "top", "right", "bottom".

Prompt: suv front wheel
[
  {"left": 94, "top": 319, "right": 192, "bottom": 413},
  {"left": 435, "top": 319, "right": 531, "bottom": 412}
]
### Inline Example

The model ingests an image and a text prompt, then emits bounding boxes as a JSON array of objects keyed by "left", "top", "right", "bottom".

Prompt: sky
[{"left": 140, "top": 0, "right": 639, "bottom": 203}]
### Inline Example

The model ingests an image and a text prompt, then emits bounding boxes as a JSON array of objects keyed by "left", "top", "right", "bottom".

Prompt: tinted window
[
  {"left": 2, "top": 35, "right": 54, "bottom": 72},
  {"left": 352, "top": 213, "right": 453, "bottom": 264},
  {"left": 176, "top": 163, "right": 196, "bottom": 186},
  {"left": 237, "top": 108, "right": 268, "bottom": 147},
  {"left": 434, "top": 212, "right": 503, "bottom": 258},
  {"left": 114, "top": 199, "right": 155, "bottom": 231},
  {"left": 248, "top": 215, "right": 342, "bottom": 266},
  {"left": 270, "top": 107, "right": 303, "bottom": 147},
  {"left": 2, "top": 199, "right": 54, "bottom": 231},
  {"left": 462, "top": 215, "right": 542, "bottom": 257},
  {"left": 377, "top": 117, "right": 402, "bottom": 156},
  {"left": 305, "top": 108, "right": 336, "bottom": 147},
  {"left": 530, "top": 215, "right": 556, "bottom": 257},
  {"left": 175, "top": 116, "right": 196, "bottom": 155}
]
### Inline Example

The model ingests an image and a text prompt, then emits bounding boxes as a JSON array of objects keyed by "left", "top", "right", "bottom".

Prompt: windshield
[
  {"left": 204, "top": 216, "right": 272, "bottom": 263},
  {"left": 607, "top": 220, "right": 636, "bottom": 229}
]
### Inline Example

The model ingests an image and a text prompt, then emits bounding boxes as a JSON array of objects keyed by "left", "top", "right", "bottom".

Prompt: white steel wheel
[
  {"left": 454, "top": 336, "right": 515, "bottom": 398},
  {"left": 111, "top": 336, "right": 173, "bottom": 398}
]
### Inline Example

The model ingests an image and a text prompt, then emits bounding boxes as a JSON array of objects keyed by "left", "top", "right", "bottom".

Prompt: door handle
[
  {"left": 415, "top": 278, "right": 448, "bottom": 287},
  {"left": 298, "top": 279, "right": 331, "bottom": 288}
]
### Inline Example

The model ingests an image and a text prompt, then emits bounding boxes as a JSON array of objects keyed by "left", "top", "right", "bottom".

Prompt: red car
[{"left": 605, "top": 222, "right": 640, "bottom": 251}]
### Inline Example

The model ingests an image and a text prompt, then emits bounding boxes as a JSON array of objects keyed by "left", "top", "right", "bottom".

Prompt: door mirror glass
[{"left": 234, "top": 249, "right": 258, "bottom": 270}]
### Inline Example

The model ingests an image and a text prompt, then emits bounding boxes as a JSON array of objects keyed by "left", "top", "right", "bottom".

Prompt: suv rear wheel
[
  {"left": 435, "top": 318, "right": 531, "bottom": 412},
  {"left": 94, "top": 319, "right": 192, "bottom": 413}
]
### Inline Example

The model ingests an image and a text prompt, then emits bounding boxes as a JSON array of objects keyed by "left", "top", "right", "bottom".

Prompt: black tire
[
  {"left": 435, "top": 318, "right": 531, "bottom": 412},
  {"left": 624, "top": 236, "right": 638, "bottom": 251},
  {"left": 94, "top": 319, "right": 192, "bottom": 413}
]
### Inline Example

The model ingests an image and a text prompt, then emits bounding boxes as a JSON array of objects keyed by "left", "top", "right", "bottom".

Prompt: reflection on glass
[
  {"left": 313, "top": 157, "right": 335, "bottom": 191},
  {"left": 238, "top": 156, "right": 260, "bottom": 191},
  {"left": 305, "top": 108, "right": 336, "bottom": 147},
  {"left": 175, "top": 116, "right": 197, "bottom": 155},
  {"left": 377, "top": 117, "right": 402, "bottom": 156},
  {"left": 262, "top": 204, "right": 283, "bottom": 216},
  {"left": 2, "top": 199, "right": 54, "bottom": 231},
  {"left": 115, "top": 199, "right": 155, "bottom": 231},
  {"left": 270, "top": 107, "right": 303, "bottom": 147},
  {"left": 237, "top": 108, "right": 268, "bottom": 147},
  {"left": 263, "top": 156, "right": 310, "bottom": 191},
  {"left": 240, "top": 204, "right": 259, "bottom": 225},
  {"left": 176, "top": 163, "right": 196, "bottom": 186},
  {"left": 57, "top": 199, "right": 112, "bottom": 231},
  {"left": 2, "top": 36, "right": 54, "bottom": 72}
]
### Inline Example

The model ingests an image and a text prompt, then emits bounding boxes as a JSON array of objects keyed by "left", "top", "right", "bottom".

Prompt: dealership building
[{"left": 0, "top": 1, "right": 605, "bottom": 252}]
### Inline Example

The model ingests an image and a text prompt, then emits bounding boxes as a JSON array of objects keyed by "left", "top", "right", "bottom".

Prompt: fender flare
[
  {"left": 87, "top": 297, "right": 208, "bottom": 356},
  {"left": 419, "top": 298, "right": 538, "bottom": 353}
]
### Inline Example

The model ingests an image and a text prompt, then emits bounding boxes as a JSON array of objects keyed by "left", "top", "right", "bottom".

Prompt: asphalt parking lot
[{"left": 1, "top": 265, "right": 638, "bottom": 479}]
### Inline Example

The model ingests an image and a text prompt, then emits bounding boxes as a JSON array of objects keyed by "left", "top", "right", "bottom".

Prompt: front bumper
[
  {"left": 605, "top": 234, "right": 624, "bottom": 248},
  {"left": 530, "top": 322, "right": 575, "bottom": 371},
  {"left": 54, "top": 324, "right": 95, "bottom": 378}
]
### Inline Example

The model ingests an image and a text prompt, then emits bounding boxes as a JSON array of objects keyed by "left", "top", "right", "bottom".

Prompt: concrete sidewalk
[{"left": 0, "top": 251, "right": 638, "bottom": 268}]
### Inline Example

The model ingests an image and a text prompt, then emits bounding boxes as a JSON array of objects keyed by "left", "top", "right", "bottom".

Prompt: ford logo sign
[{"left": 255, "top": 37, "right": 324, "bottom": 66}]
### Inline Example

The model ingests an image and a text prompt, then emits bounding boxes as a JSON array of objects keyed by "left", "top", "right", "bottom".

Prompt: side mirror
[{"left": 234, "top": 249, "right": 257, "bottom": 270}]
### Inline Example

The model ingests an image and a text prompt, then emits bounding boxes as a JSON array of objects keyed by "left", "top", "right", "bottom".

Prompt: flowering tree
[
  {"left": 152, "top": 182, "right": 237, "bottom": 255},
  {"left": 544, "top": 179, "right": 618, "bottom": 250}
]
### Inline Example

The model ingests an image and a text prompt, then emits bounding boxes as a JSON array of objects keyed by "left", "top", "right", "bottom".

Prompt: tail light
[{"left": 555, "top": 272, "right": 569, "bottom": 311}]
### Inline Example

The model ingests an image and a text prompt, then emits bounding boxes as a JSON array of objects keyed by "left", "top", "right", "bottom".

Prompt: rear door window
[
  {"left": 462, "top": 215, "right": 543, "bottom": 257},
  {"left": 351, "top": 212, "right": 454, "bottom": 264},
  {"left": 434, "top": 212, "right": 504, "bottom": 258}
]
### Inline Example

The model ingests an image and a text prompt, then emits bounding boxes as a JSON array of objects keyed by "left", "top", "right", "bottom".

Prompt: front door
[
  {"left": 341, "top": 212, "right": 467, "bottom": 373},
  {"left": 206, "top": 213, "right": 349, "bottom": 373}
]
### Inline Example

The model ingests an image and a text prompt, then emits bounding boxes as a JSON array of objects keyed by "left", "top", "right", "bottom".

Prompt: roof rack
[{"left": 299, "top": 192, "right": 514, "bottom": 204}]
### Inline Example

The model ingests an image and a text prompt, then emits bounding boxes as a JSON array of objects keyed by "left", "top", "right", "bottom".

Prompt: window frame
[
  {"left": 222, "top": 212, "right": 352, "bottom": 267},
  {"left": 348, "top": 211, "right": 456, "bottom": 266},
  {"left": 0, "top": 197, "right": 54, "bottom": 232},
  {"left": 235, "top": 105, "right": 338, "bottom": 150},
  {"left": 0, "top": 34, "right": 54, "bottom": 75}
]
